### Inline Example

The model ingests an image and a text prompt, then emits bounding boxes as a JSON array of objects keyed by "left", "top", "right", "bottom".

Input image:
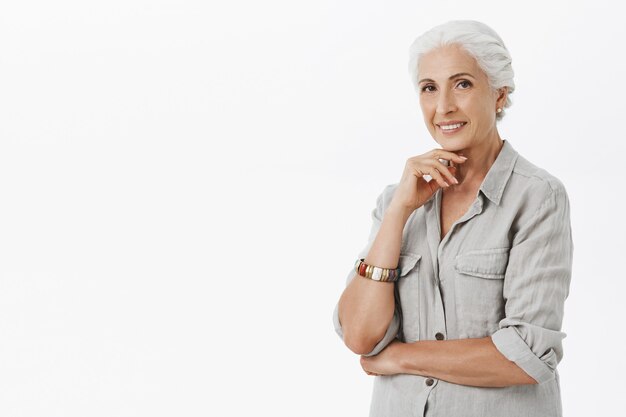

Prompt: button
[
  {"left": 425, "top": 378, "right": 434, "bottom": 386},
  {"left": 435, "top": 332, "right": 445, "bottom": 340}
]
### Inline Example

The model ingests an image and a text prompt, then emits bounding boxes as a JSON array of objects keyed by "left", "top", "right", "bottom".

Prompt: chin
[{"left": 435, "top": 138, "right": 469, "bottom": 151}]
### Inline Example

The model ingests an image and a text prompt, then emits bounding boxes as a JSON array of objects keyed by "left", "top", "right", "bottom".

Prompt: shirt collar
[{"left": 478, "top": 139, "right": 519, "bottom": 206}]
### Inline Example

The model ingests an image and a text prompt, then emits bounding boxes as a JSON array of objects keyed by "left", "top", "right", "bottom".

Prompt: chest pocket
[
  {"left": 396, "top": 252, "right": 422, "bottom": 343},
  {"left": 453, "top": 247, "right": 509, "bottom": 338}
]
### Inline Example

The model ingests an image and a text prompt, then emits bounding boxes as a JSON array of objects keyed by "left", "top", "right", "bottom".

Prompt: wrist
[
  {"left": 393, "top": 341, "right": 413, "bottom": 375},
  {"left": 385, "top": 203, "right": 415, "bottom": 222},
  {"left": 396, "top": 341, "right": 424, "bottom": 376}
]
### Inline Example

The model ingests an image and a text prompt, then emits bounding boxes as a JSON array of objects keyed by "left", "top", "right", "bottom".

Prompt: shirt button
[
  {"left": 425, "top": 378, "right": 435, "bottom": 386},
  {"left": 435, "top": 332, "right": 445, "bottom": 340}
]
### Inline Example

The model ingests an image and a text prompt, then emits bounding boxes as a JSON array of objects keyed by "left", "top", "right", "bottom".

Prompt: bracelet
[{"left": 354, "top": 258, "right": 401, "bottom": 282}]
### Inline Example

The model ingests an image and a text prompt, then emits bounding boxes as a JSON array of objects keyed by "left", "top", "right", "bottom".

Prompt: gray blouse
[{"left": 332, "top": 139, "right": 574, "bottom": 417}]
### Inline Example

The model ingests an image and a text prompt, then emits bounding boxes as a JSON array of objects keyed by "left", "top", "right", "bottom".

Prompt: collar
[{"left": 478, "top": 139, "right": 519, "bottom": 206}]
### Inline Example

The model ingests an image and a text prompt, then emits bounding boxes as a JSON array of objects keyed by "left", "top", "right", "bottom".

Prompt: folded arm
[
  {"left": 362, "top": 183, "right": 574, "bottom": 387},
  {"left": 360, "top": 337, "right": 536, "bottom": 387}
]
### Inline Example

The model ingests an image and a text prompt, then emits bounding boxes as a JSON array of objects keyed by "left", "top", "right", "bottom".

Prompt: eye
[
  {"left": 421, "top": 85, "right": 435, "bottom": 93},
  {"left": 458, "top": 80, "right": 472, "bottom": 89}
]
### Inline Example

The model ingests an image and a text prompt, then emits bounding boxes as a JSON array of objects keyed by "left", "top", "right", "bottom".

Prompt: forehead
[{"left": 418, "top": 44, "right": 483, "bottom": 81}]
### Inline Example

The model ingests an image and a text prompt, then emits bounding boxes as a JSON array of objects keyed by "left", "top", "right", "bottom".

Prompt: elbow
[
  {"left": 343, "top": 331, "right": 379, "bottom": 355},
  {"left": 490, "top": 327, "right": 560, "bottom": 386},
  {"left": 335, "top": 305, "right": 388, "bottom": 355},
  {"left": 523, "top": 347, "right": 559, "bottom": 385},
  {"left": 333, "top": 302, "right": 396, "bottom": 356}
]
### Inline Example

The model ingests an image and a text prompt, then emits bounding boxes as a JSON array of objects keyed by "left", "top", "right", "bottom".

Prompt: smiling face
[{"left": 417, "top": 43, "right": 507, "bottom": 151}]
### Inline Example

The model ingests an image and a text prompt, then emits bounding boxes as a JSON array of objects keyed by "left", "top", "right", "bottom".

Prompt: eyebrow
[{"left": 418, "top": 72, "right": 476, "bottom": 84}]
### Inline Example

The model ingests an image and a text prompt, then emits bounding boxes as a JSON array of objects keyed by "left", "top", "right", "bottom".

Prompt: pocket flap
[
  {"left": 454, "top": 248, "right": 509, "bottom": 279},
  {"left": 399, "top": 253, "right": 422, "bottom": 277}
]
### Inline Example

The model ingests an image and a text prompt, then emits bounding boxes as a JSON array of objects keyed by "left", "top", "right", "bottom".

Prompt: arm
[
  {"left": 362, "top": 182, "right": 574, "bottom": 386},
  {"left": 489, "top": 183, "right": 574, "bottom": 384},
  {"left": 361, "top": 337, "right": 535, "bottom": 387},
  {"left": 333, "top": 185, "right": 413, "bottom": 356}
]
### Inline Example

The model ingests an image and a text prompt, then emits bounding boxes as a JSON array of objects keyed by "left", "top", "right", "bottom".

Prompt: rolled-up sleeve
[
  {"left": 491, "top": 184, "right": 574, "bottom": 384},
  {"left": 332, "top": 185, "right": 402, "bottom": 357}
]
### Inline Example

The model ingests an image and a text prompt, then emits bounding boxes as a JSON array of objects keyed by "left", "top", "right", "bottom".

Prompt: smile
[{"left": 438, "top": 122, "right": 467, "bottom": 134}]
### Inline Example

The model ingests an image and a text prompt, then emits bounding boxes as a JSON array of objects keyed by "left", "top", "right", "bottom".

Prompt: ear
[{"left": 496, "top": 87, "right": 508, "bottom": 108}]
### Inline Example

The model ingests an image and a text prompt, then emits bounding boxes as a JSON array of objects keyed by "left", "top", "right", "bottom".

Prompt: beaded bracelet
[{"left": 354, "top": 258, "right": 401, "bottom": 282}]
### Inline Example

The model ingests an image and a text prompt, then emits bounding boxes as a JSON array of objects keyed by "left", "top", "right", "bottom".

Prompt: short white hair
[{"left": 408, "top": 20, "right": 515, "bottom": 121}]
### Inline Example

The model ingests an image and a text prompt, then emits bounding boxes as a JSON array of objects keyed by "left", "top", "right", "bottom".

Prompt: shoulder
[
  {"left": 509, "top": 152, "right": 570, "bottom": 204},
  {"left": 498, "top": 150, "right": 574, "bottom": 246},
  {"left": 506, "top": 153, "right": 572, "bottom": 238}
]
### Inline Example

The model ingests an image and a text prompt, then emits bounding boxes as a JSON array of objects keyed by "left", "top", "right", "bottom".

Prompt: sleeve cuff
[
  {"left": 332, "top": 302, "right": 400, "bottom": 357},
  {"left": 491, "top": 327, "right": 556, "bottom": 384}
]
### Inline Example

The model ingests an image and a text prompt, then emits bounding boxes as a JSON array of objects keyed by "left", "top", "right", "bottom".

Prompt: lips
[{"left": 438, "top": 121, "right": 467, "bottom": 134}]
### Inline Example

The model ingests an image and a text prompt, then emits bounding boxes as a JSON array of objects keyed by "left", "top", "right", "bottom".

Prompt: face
[{"left": 417, "top": 43, "right": 507, "bottom": 151}]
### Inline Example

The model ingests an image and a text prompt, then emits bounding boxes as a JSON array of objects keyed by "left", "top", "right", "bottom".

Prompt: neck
[{"left": 453, "top": 133, "right": 504, "bottom": 190}]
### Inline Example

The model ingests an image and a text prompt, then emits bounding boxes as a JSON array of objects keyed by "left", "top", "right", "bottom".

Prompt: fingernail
[
  {"left": 444, "top": 181, "right": 450, "bottom": 187},
  {"left": 460, "top": 156, "right": 468, "bottom": 160},
  {"left": 452, "top": 177, "right": 459, "bottom": 184}
]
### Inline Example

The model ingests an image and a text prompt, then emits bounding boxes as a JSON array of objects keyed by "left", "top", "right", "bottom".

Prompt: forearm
[
  {"left": 338, "top": 204, "right": 413, "bottom": 354},
  {"left": 397, "top": 337, "right": 537, "bottom": 387}
]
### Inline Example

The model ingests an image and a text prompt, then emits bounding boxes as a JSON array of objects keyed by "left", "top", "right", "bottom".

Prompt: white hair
[{"left": 408, "top": 20, "right": 515, "bottom": 121}]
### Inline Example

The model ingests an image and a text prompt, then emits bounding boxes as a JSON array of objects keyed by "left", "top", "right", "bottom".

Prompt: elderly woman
[{"left": 332, "top": 20, "right": 573, "bottom": 417}]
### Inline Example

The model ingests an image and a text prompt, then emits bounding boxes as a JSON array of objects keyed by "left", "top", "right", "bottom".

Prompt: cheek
[
  {"left": 463, "top": 100, "right": 491, "bottom": 124},
  {"left": 419, "top": 100, "right": 435, "bottom": 119},
  {"left": 469, "top": 95, "right": 495, "bottom": 116}
]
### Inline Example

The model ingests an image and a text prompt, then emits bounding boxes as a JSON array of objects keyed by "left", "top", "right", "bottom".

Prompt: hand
[
  {"left": 389, "top": 149, "right": 468, "bottom": 213},
  {"left": 359, "top": 339, "right": 406, "bottom": 377}
]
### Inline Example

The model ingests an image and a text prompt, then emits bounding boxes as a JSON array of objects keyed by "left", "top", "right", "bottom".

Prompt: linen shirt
[{"left": 332, "top": 139, "right": 574, "bottom": 417}]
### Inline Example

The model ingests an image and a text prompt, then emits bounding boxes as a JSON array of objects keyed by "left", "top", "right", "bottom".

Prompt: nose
[{"left": 436, "top": 89, "right": 457, "bottom": 115}]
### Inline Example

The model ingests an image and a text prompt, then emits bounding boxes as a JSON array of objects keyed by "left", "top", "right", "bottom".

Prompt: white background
[{"left": 0, "top": 0, "right": 623, "bottom": 416}]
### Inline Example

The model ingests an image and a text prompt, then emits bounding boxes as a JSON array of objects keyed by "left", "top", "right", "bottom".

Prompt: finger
[
  {"left": 429, "top": 167, "right": 450, "bottom": 188},
  {"left": 434, "top": 160, "right": 459, "bottom": 185},
  {"left": 432, "top": 150, "right": 468, "bottom": 164}
]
